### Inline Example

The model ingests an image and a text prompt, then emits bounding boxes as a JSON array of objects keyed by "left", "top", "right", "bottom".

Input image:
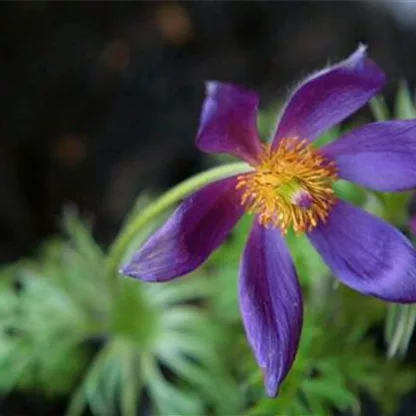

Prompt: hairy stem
[{"left": 106, "top": 162, "right": 251, "bottom": 278}]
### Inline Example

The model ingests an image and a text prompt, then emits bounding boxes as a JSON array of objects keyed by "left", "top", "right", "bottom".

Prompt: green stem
[
  {"left": 369, "top": 95, "right": 390, "bottom": 121},
  {"left": 106, "top": 162, "right": 251, "bottom": 278}
]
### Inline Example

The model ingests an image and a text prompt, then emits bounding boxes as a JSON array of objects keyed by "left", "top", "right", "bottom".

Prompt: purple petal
[
  {"left": 239, "top": 222, "right": 303, "bottom": 396},
  {"left": 411, "top": 216, "right": 416, "bottom": 236},
  {"left": 322, "top": 120, "right": 416, "bottom": 192},
  {"left": 308, "top": 200, "right": 416, "bottom": 303},
  {"left": 272, "top": 45, "right": 385, "bottom": 147},
  {"left": 121, "top": 177, "right": 244, "bottom": 282},
  {"left": 196, "top": 81, "right": 263, "bottom": 165}
]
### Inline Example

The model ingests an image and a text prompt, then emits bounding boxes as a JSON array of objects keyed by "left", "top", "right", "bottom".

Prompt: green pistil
[
  {"left": 277, "top": 179, "right": 312, "bottom": 209},
  {"left": 277, "top": 180, "right": 301, "bottom": 200}
]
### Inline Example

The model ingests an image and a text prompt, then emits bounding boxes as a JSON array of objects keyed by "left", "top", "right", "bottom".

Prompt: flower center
[{"left": 236, "top": 138, "right": 338, "bottom": 234}]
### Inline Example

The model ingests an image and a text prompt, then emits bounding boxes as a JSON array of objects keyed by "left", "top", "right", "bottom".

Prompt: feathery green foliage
[{"left": 0, "top": 83, "right": 415, "bottom": 415}]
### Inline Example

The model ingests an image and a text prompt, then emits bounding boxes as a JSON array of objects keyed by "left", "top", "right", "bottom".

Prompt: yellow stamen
[{"left": 236, "top": 138, "right": 338, "bottom": 234}]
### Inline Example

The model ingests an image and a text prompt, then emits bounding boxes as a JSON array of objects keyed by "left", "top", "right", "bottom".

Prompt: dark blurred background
[{"left": 1, "top": 0, "right": 415, "bottom": 263}]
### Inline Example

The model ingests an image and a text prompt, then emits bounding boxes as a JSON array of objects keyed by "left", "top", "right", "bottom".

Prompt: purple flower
[{"left": 121, "top": 46, "right": 416, "bottom": 396}]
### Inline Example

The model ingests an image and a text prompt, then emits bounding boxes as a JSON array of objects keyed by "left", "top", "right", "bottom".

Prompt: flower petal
[
  {"left": 322, "top": 120, "right": 416, "bottom": 192},
  {"left": 239, "top": 222, "right": 303, "bottom": 396},
  {"left": 411, "top": 216, "right": 416, "bottom": 236},
  {"left": 308, "top": 200, "right": 416, "bottom": 303},
  {"left": 196, "top": 81, "right": 263, "bottom": 164},
  {"left": 272, "top": 45, "right": 385, "bottom": 147},
  {"left": 121, "top": 177, "right": 244, "bottom": 281}
]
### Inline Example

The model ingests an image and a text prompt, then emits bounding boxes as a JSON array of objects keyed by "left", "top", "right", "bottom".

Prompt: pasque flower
[{"left": 121, "top": 46, "right": 416, "bottom": 396}]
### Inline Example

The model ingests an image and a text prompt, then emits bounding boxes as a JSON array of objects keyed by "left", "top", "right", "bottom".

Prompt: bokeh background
[
  {"left": 3, "top": 0, "right": 416, "bottom": 262},
  {"left": 3, "top": 1, "right": 416, "bottom": 415}
]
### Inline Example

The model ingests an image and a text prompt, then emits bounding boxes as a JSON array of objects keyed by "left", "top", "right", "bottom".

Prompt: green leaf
[
  {"left": 385, "top": 304, "right": 416, "bottom": 358},
  {"left": 303, "top": 378, "right": 359, "bottom": 413},
  {"left": 314, "top": 125, "right": 341, "bottom": 148},
  {"left": 257, "top": 103, "right": 282, "bottom": 141},
  {"left": 394, "top": 81, "right": 416, "bottom": 119},
  {"left": 333, "top": 179, "right": 367, "bottom": 206},
  {"left": 369, "top": 95, "right": 390, "bottom": 121}
]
